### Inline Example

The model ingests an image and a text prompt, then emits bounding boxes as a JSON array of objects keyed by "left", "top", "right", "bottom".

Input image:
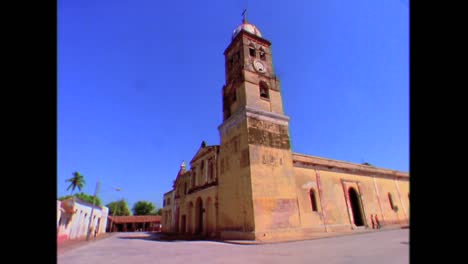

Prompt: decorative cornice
[
  {"left": 190, "top": 146, "right": 219, "bottom": 164},
  {"left": 218, "top": 106, "right": 290, "bottom": 136},
  {"left": 245, "top": 106, "right": 289, "bottom": 125},
  {"left": 224, "top": 30, "right": 271, "bottom": 55},
  {"left": 187, "top": 180, "right": 218, "bottom": 194},
  {"left": 163, "top": 190, "right": 174, "bottom": 196},
  {"left": 218, "top": 106, "right": 248, "bottom": 135},
  {"left": 292, "top": 152, "right": 409, "bottom": 180}
]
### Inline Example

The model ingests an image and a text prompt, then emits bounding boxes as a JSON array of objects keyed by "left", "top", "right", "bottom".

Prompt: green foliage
[
  {"left": 65, "top": 171, "right": 86, "bottom": 194},
  {"left": 58, "top": 193, "right": 102, "bottom": 207},
  {"left": 58, "top": 195, "right": 74, "bottom": 201},
  {"left": 156, "top": 208, "right": 162, "bottom": 216},
  {"left": 75, "top": 192, "right": 102, "bottom": 207},
  {"left": 106, "top": 199, "right": 131, "bottom": 216},
  {"left": 132, "top": 201, "right": 156, "bottom": 215}
]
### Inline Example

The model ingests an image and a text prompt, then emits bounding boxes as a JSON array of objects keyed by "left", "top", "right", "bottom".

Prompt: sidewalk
[
  {"left": 57, "top": 225, "right": 409, "bottom": 254},
  {"left": 223, "top": 225, "right": 408, "bottom": 245},
  {"left": 57, "top": 233, "right": 116, "bottom": 255},
  {"left": 156, "top": 225, "right": 408, "bottom": 245}
]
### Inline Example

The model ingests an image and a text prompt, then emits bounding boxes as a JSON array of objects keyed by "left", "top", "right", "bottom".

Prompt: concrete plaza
[{"left": 58, "top": 229, "right": 409, "bottom": 264}]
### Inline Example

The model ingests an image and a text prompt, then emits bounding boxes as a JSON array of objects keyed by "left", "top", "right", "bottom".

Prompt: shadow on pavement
[
  {"left": 117, "top": 232, "right": 232, "bottom": 244},
  {"left": 117, "top": 227, "right": 410, "bottom": 246}
]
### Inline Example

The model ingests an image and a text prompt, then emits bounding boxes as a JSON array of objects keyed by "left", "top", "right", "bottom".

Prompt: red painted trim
[
  {"left": 315, "top": 169, "right": 329, "bottom": 232},
  {"left": 341, "top": 180, "right": 354, "bottom": 229},
  {"left": 356, "top": 182, "right": 368, "bottom": 227}
]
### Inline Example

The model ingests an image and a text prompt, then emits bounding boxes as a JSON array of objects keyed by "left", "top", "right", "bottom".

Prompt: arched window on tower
[
  {"left": 259, "top": 47, "right": 266, "bottom": 60},
  {"left": 249, "top": 45, "right": 256, "bottom": 57},
  {"left": 388, "top": 193, "right": 394, "bottom": 210},
  {"left": 310, "top": 189, "right": 318, "bottom": 212},
  {"left": 259, "top": 81, "right": 270, "bottom": 99}
]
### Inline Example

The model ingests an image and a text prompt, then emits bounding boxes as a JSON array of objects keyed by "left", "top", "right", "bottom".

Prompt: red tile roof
[{"left": 108, "top": 215, "right": 161, "bottom": 224}]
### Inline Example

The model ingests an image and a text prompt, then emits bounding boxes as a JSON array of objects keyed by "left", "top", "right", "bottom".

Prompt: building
[
  {"left": 107, "top": 215, "right": 161, "bottom": 232},
  {"left": 57, "top": 197, "right": 109, "bottom": 243},
  {"left": 161, "top": 16, "right": 409, "bottom": 241}
]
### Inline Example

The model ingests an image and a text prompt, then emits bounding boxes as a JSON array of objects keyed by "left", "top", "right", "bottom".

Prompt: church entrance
[
  {"left": 348, "top": 187, "right": 365, "bottom": 226},
  {"left": 195, "top": 197, "right": 204, "bottom": 235}
]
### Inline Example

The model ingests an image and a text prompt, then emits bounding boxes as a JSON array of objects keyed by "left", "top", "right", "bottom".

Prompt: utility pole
[
  {"left": 86, "top": 181, "right": 100, "bottom": 241},
  {"left": 109, "top": 188, "right": 122, "bottom": 232}
]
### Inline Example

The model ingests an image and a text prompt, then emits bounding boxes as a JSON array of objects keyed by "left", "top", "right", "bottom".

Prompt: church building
[{"left": 161, "top": 16, "right": 409, "bottom": 241}]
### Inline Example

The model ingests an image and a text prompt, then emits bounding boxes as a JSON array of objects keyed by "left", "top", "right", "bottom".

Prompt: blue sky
[{"left": 58, "top": 0, "right": 409, "bottom": 211}]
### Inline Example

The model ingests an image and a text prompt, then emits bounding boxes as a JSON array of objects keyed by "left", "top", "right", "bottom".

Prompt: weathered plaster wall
[
  {"left": 218, "top": 117, "right": 255, "bottom": 237},
  {"left": 57, "top": 199, "right": 109, "bottom": 242}
]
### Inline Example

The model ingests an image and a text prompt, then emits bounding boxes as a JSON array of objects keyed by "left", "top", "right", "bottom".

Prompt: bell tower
[
  {"left": 222, "top": 13, "right": 284, "bottom": 120},
  {"left": 217, "top": 12, "right": 301, "bottom": 240}
]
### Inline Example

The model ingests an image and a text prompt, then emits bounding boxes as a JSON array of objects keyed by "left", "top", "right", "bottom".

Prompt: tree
[
  {"left": 156, "top": 208, "right": 162, "bottom": 216},
  {"left": 58, "top": 192, "right": 102, "bottom": 207},
  {"left": 58, "top": 195, "right": 74, "bottom": 201},
  {"left": 106, "top": 200, "right": 131, "bottom": 216},
  {"left": 66, "top": 171, "right": 86, "bottom": 194},
  {"left": 75, "top": 192, "right": 102, "bottom": 207},
  {"left": 132, "top": 201, "right": 156, "bottom": 215}
]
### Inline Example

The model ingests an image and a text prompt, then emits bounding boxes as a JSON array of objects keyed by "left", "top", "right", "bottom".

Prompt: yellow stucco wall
[
  {"left": 293, "top": 164, "right": 409, "bottom": 231},
  {"left": 373, "top": 176, "right": 409, "bottom": 225},
  {"left": 217, "top": 117, "right": 255, "bottom": 234},
  {"left": 293, "top": 167, "right": 325, "bottom": 230},
  {"left": 397, "top": 179, "right": 410, "bottom": 219},
  {"left": 175, "top": 187, "right": 217, "bottom": 236},
  {"left": 163, "top": 151, "right": 409, "bottom": 240},
  {"left": 249, "top": 145, "right": 301, "bottom": 233},
  {"left": 162, "top": 191, "right": 173, "bottom": 233},
  {"left": 242, "top": 75, "right": 284, "bottom": 115}
]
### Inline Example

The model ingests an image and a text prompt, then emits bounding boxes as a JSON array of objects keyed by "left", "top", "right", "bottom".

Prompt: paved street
[{"left": 58, "top": 229, "right": 409, "bottom": 264}]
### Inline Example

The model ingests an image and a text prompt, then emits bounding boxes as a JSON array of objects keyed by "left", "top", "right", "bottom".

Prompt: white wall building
[{"left": 57, "top": 197, "right": 109, "bottom": 242}]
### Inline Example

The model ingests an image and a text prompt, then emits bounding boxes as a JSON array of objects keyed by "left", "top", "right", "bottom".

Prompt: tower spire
[
  {"left": 242, "top": 9, "right": 247, "bottom": 24},
  {"left": 180, "top": 160, "right": 186, "bottom": 172}
]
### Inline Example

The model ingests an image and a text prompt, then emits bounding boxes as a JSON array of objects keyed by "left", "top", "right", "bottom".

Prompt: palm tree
[{"left": 66, "top": 171, "right": 86, "bottom": 194}]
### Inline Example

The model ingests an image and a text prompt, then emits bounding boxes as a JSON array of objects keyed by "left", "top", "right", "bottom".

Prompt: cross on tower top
[{"left": 242, "top": 9, "right": 247, "bottom": 23}]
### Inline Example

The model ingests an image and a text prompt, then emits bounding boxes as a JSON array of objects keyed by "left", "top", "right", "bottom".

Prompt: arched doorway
[
  {"left": 309, "top": 189, "right": 318, "bottom": 212},
  {"left": 195, "top": 197, "right": 204, "bottom": 235},
  {"left": 348, "top": 187, "right": 364, "bottom": 226}
]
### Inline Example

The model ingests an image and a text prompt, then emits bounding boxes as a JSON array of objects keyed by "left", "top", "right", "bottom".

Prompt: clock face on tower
[{"left": 253, "top": 59, "right": 266, "bottom": 73}]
